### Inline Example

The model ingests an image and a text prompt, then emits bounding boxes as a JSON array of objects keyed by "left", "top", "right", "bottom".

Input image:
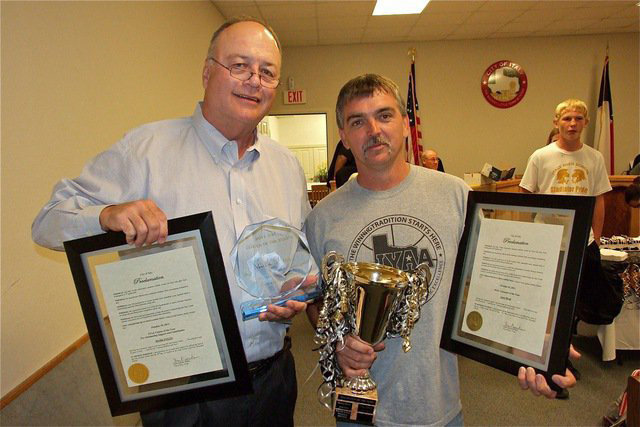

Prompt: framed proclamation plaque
[
  {"left": 441, "top": 192, "right": 595, "bottom": 389},
  {"left": 64, "top": 212, "right": 251, "bottom": 416}
]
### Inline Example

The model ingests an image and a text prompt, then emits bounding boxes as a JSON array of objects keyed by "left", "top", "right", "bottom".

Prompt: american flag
[
  {"left": 594, "top": 54, "right": 614, "bottom": 174},
  {"left": 406, "top": 60, "right": 422, "bottom": 165}
]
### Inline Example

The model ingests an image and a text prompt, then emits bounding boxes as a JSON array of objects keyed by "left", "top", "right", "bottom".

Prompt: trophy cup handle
[
  {"left": 322, "top": 251, "right": 343, "bottom": 282},
  {"left": 412, "top": 262, "right": 432, "bottom": 287},
  {"left": 394, "top": 262, "right": 432, "bottom": 353}
]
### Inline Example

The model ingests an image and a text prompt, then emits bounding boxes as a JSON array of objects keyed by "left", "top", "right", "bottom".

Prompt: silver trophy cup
[{"left": 315, "top": 252, "right": 431, "bottom": 424}]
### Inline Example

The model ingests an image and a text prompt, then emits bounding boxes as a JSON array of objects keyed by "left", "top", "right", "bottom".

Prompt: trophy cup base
[{"left": 333, "top": 386, "right": 377, "bottom": 425}]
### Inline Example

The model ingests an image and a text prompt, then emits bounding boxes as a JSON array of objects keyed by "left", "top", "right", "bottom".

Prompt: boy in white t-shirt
[
  {"left": 520, "top": 99, "right": 611, "bottom": 241},
  {"left": 520, "top": 99, "right": 612, "bottom": 397}
]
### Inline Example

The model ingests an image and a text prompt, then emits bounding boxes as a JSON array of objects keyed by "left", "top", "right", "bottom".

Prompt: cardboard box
[{"left": 463, "top": 173, "right": 492, "bottom": 186}]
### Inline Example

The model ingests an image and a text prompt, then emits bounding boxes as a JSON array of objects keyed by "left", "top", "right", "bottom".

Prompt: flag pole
[
  {"left": 408, "top": 47, "right": 416, "bottom": 62},
  {"left": 595, "top": 47, "right": 614, "bottom": 174}
]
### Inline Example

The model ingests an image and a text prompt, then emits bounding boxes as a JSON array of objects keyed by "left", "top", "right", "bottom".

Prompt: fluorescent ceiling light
[{"left": 372, "top": 0, "right": 430, "bottom": 15}]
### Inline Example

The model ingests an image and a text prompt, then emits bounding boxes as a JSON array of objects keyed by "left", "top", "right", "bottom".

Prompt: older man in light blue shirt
[{"left": 32, "top": 17, "right": 308, "bottom": 426}]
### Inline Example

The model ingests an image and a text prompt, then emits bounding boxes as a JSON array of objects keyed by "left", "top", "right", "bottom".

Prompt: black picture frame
[
  {"left": 441, "top": 192, "right": 595, "bottom": 389},
  {"left": 64, "top": 212, "right": 251, "bottom": 416}
]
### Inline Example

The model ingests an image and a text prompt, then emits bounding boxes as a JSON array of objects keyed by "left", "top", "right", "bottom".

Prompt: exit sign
[{"left": 284, "top": 90, "right": 306, "bottom": 104}]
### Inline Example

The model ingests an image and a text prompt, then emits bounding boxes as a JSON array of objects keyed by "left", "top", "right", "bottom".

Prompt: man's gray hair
[
  {"left": 336, "top": 74, "right": 407, "bottom": 129},
  {"left": 207, "top": 16, "right": 281, "bottom": 58}
]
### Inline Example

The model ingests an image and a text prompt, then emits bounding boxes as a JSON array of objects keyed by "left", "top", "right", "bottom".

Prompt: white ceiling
[{"left": 211, "top": 0, "right": 640, "bottom": 47}]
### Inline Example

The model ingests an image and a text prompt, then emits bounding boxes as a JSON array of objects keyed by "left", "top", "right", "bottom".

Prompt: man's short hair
[
  {"left": 554, "top": 99, "right": 588, "bottom": 120},
  {"left": 336, "top": 74, "right": 407, "bottom": 129},
  {"left": 207, "top": 16, "right": 281, "bottom": 58}
]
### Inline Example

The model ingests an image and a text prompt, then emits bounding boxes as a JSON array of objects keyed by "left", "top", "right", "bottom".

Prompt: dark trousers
[
  {"left": 141, "top": 348, "right": 297, "bottom": 427},
  {"left": 576, "top": 241, "right": 624, "bottom": 325}
]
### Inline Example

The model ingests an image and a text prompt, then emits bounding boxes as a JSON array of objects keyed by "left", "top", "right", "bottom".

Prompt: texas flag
[{"left": 594, "top": 55, "right": 614, "bottom": 174}]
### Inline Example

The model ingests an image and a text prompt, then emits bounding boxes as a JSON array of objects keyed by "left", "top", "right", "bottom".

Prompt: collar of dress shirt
[{"left": 191, "top": 102, "right": 263, "bottom": 164}]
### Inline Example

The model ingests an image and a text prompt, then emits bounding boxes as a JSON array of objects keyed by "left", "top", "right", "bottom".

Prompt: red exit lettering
[
  {"left": 288, "top": 91, "right": 302, "bottom": 103},
  {"left": 284, "top": 90, "right": 306, "bottom": 104}
]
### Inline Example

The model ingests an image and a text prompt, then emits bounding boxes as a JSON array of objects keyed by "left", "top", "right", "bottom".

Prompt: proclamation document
[
  {"left": 461, "top": 218, "right": 563, "bottom": 356},
  {"left": 96, "top": 247, "right": 222, "bottom": 387}
]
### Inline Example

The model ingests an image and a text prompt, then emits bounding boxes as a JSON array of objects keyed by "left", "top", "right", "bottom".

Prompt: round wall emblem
[{"left": 481, "top": 60, "right": 527, "bottom": 109}]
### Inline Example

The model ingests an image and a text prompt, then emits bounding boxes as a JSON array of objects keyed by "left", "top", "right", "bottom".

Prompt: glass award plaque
[{"left": 231, "top": 218, "right": 320, "bottom": 320}]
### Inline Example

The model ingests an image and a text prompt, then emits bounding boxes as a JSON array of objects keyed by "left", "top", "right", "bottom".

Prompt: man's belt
[{"left": 247, "top": 336, "right": 291, "bottom": 378}]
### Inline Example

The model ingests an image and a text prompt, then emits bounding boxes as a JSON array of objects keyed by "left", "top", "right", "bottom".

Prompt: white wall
[
  {"left": 1, "top": 1, "right": 225, "bottom": 398},
  {"left": 272, "top": 33, "right": 639, "bottom": 178},
  {"left": 274, "top": 114, "right": 327, "bottom": 148},
  {"left": 263, "top": 114, "right": 329, "bottom": 181},
  {"left": 265, "top": 116, "right": 281, "bottom": 141}
]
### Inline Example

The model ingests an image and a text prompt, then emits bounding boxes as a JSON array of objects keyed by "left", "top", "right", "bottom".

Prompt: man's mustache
[{"left": 363, "top": 135, "right": 391, "bottom": 153}]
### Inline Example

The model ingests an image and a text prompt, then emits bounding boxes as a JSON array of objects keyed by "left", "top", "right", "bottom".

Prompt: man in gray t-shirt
[{"left": 306, "top": 74, "right": 577, "bottom": 426}]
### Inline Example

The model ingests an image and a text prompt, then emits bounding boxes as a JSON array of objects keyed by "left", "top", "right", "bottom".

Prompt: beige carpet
[{"left": 1, "top": 313, "right": 637, "bottom": 426}]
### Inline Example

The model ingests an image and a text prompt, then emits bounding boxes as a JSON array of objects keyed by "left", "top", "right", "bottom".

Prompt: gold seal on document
[
  {"left": 128, "top": 363, "right": 149, "bottom": 384},
  {"left": 466, "top": 311, "right": 483, "bottom": 331}
]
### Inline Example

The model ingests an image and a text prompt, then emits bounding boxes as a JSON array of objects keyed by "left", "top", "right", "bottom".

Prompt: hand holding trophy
[{"left": 314, "top": 251, "right": 431, "bottom": 425}]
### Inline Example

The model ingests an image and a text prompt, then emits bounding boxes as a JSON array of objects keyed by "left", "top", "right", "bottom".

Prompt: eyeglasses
[{"left": 208, "top": 57, "right": 280, "bottom": 89}]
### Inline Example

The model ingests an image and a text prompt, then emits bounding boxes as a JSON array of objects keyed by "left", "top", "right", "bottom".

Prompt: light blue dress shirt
[{"left": 32, "top": 103, "right": 311, "bottom": 362}]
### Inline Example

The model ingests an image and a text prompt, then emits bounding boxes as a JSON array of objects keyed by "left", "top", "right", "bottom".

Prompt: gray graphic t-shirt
[{"left": 306, "top": 165, "right": 469, "bottom": 426}]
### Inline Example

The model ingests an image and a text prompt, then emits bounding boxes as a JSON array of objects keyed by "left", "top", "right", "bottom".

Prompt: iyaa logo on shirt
[{"left": 347, "top": 215, "right": 445, "bottom": 302}]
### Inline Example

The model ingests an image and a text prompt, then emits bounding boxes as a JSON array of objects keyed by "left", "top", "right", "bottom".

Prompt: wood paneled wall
[{"left": 472, "top": 176, "right": 639, "bottom": 237}]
